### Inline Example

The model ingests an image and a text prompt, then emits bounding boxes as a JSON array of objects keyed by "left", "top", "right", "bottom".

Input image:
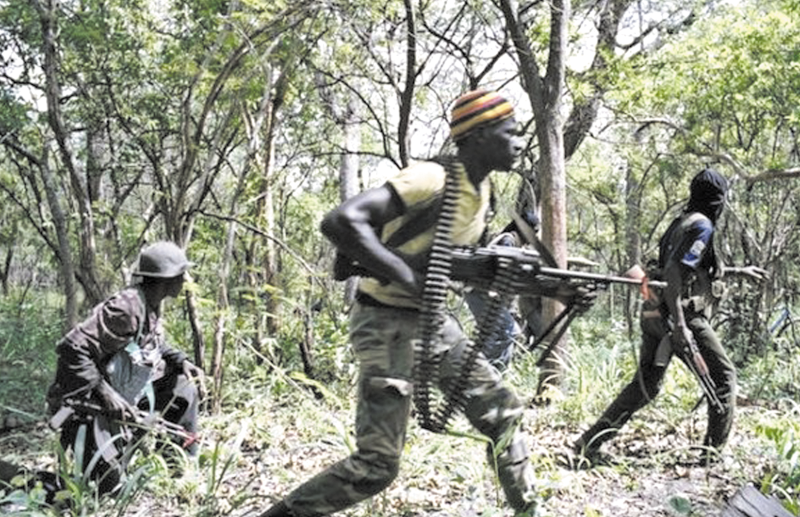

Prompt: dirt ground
[{"left": 0, "top": 401, "right": 788, "bottom": 517}]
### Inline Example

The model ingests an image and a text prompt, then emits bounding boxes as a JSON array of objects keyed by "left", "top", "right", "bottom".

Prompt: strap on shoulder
[{"left": 132, "top": 287, "right": 148, "bottom": 346}]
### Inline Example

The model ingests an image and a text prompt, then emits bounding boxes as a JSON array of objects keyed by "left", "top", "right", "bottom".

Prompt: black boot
[
  {"left": 0, "top": 461, "right": 65, "bottom": 507},
  {"left": 259, "top": 500, "right": 293, "bottom": 517},
  {"left": 30, "top": 470, "right": 64, "bottom": 505},
  {"left": 0, "top": 459, "right": 20, "bottom": 484}
]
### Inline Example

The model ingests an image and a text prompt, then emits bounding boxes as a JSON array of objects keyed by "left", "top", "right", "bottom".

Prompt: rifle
[
  {"left": 50, "top": 398, "right": 198, "bottom": 449},
  {"left": 337, "top": 245, "right": 663, "bottom": 295},
  {"left": 665, "top": 330, "right": 725, "bottom": 414},
  {"left": 448, "top": 245, "right": 664, "bottom": 295}
]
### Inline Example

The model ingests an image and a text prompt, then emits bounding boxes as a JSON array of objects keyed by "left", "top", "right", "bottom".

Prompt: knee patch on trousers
[{"left": 366, "top": 377, "right": 412, "bottom": 397}]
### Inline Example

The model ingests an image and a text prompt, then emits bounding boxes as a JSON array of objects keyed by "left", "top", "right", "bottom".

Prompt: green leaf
[{"left": 668, "top": 494, "right": 692, "bottom": 515}]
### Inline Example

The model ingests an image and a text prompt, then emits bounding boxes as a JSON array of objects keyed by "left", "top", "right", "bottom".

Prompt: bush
[{"left": 0, "top": 289, "right": 63, "bottom": 422}]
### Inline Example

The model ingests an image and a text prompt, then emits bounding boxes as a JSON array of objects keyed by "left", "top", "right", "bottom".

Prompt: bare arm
[
  {"left": 721, "top": 265, "right": 768, "bottom": 281},
  {"left": 321, "top": 185, "right": 422, "bottom": 295}
]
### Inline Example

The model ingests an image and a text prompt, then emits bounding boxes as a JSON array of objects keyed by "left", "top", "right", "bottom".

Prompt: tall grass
[
  {"left": 751, "top": 401, "right": 800, "bottom": 513},
  {"left": 4, "top": 300, "right": 800, "bottom": 516},
  {"left": 0, "top": 290, "right": 63, "bottom": 423}
]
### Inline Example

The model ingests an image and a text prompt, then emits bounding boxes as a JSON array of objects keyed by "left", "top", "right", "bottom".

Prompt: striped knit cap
[{"left": 450, "top": 89, "right": 514, "bottom": 141}]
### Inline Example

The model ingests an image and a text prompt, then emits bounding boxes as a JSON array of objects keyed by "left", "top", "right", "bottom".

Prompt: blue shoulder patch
[{"left": 681, "top": 218, "right": 713, "bottom": 268}]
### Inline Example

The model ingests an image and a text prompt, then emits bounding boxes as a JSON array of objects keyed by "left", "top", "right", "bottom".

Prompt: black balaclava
[
  {"left": 686, "top": 167, "right": 728, "bottom": 223},
  {"left": 686, "top": 167, "right": 728, "bottom": 278}
]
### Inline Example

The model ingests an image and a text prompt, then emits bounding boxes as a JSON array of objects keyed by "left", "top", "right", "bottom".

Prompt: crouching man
[{"left": 46, "top": 241, "right": 204, "bottom": 496}]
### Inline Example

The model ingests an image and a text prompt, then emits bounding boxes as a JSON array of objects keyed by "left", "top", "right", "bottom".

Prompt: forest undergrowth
[{"left": 2, "top": 308, "right": 800, "bottom": 517}]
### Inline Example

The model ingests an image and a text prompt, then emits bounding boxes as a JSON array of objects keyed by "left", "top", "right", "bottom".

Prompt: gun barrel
[
  {"left": 448, "top": 246, "right": 666, "bottom": 296},
  {"left": 538, "top": 266, "right": 667, "bottom": 289},
  {"left": 60, "top": 398, "right": 194, "bottom": 441}
]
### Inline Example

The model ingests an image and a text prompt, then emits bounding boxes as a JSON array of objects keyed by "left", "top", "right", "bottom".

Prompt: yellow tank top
[{"left": 359, "top": 160, "right": 492, "bottom": 309}]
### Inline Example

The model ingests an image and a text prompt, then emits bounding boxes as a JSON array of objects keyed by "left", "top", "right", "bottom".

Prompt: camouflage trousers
[
  {"left": 577, "top": 304, "right": 737, "bottom": 454},
  {"left": 284, "top": 302, "right": 537, "bottom": 517}
]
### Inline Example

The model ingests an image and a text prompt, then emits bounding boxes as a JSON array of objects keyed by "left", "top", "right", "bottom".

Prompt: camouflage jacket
[{"left": 49, "top": 286, "right": 187, "bottom": 406}]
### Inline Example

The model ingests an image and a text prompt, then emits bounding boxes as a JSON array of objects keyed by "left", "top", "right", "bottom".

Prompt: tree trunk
[
  {"left": 211, "top": 302, "right": 227, "bottom": 414},
  {"left": 500, "top": 0, "right": 571, "bottom": 398},
  {"left": 563, "top": 0, "right": 634, "bottom": 161},
  {"left": 624, "top": 164, "right": 642, "bottom": 338},
  {"left": 397, "top": 0, "right": 417, "bottom": 168},
  {"left": 35, "top": 0, "right": 105, "bottom": 308},
  {"left": 340, "top": 98, "right": 362, "bottom": 303},
  {"left": 186, "top": 294, "right": 205, "bottom": 367},
  {"left": 211, "top": 215, "right": 240, "bottom": 413},
  {"left": 536, "top": 123, "right": 569, "bottom": 398},
  {"left": 39, "top": 151, "right": 78, "bottom": 331},
  {"left": 300, "top": 306, "right": 315, "bottom": 378},
  {"left": 262, "top": 89, "right": 282, "bottom": 339},
  {"left": 0, "top": 241, "right": 13, "bottom": 296},
  {"left": 209, "top": 97, "right": 265, "bottom": 411},
  {"left": 33, "top": 0, "right": 79, "bottom": 327}
]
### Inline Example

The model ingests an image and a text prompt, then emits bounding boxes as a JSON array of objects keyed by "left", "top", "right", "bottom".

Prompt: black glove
[{"left": 572, "top": 286, "right": 599, "bottom": 314}]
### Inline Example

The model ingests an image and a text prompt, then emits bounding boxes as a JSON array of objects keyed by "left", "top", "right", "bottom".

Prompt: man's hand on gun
[
  {"left": 568, "top": 284, "right": 600, "bottom": 315},
  {"left": 96, "top": 381, "right": 139, "bottom": 421}
]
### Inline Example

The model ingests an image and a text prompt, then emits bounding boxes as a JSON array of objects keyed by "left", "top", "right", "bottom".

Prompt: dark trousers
[
  {"left": 59, "top": 372, "right": 198, "bottom": 495},
  {"left": 282, "top": 303, "right": 537, "bottom": 517},
  {"left": 577, "top": 308, "right": 736, "bottom": 453}
]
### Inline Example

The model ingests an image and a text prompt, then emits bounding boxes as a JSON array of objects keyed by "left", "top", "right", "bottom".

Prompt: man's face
[
  {"left": 479, "top": 118, "right": 523, "bottom": 171},
  {"left": 165, "top": 274, "right": 186, "bottom": 298}
]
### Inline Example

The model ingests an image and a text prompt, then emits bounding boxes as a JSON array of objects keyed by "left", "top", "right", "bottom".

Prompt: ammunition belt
[
  {"left": 412, "top": 158, "right": 460, "bottom": 432},
  {"left": 412, "top": 159, "right": 511, "bottom": 433}
]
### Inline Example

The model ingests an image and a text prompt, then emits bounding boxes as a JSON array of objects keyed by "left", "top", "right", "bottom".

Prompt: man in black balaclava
[{"left": 573, "top": 168, "right": 764, "bottom": 464}]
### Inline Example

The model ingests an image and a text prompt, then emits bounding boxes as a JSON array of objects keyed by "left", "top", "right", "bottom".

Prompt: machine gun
[
  {"left": 447, "top": 245, "right": 662, "bottom": 296},
  {"left": 444, "top": 245, "right": 666, "bottom": 363},
  {"left": 337, "top": 245, "right": 662, "bottom": 297},
  {"left": 336, "top": 244, "right": 664, "bottom": 363}
]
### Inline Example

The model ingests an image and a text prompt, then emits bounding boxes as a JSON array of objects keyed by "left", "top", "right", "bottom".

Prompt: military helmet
[{"left": 132, "top": 241, "right": 193, "bottom": 278}]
